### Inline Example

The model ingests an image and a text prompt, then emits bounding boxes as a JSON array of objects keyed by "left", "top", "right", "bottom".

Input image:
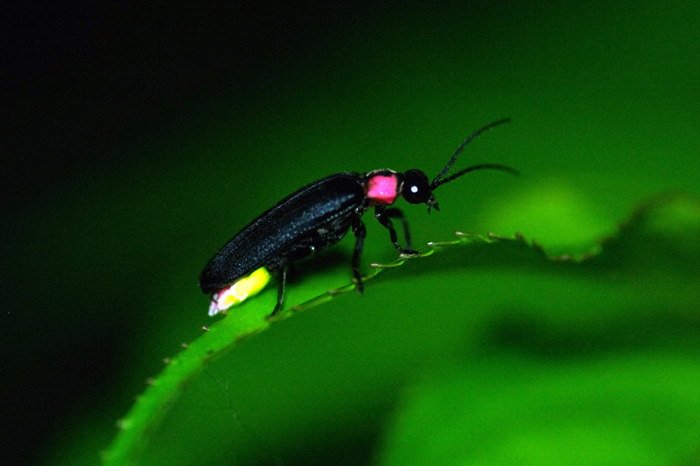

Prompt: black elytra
[{"left": 199, "top": 119, "right": 518, "bottom": 316}]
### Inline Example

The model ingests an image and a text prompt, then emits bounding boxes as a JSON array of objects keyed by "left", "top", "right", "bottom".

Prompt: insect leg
[
  {"left": 385, "top": 207, "right": 413, "bottom": 251},
  {"left": 270, "top": 266, "right": 287, "bottom": 316},
  {"left": 352, "top": 220, "right": 366, "bottom": 293},
  {"left": 375, "top": 206, "right": 420, "bottom": 255}
]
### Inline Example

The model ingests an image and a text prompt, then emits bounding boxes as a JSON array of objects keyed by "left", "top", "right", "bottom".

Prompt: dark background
[
  {"left": 5, "top": 2, "right": 349, "bottom": 205},
  {"left": 3, "top": 2, "right": 700, "bottom": 465},
  {"left": 5, "top": 3, "right": 361, "bottom": 464}
]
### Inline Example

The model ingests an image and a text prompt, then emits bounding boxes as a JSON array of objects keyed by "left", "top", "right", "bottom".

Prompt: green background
[{"left": 3, "top": 2, "right": 700, "bottom": 465}]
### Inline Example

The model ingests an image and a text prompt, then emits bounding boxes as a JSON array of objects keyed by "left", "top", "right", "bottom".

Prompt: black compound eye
[{"left": 402, "top": 169, "right": 432, "bottom": 204}]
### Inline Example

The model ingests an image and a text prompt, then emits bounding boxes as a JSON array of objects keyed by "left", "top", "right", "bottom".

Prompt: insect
[{"left": 200, "top": 119, "right": 517, "bottom": 317}]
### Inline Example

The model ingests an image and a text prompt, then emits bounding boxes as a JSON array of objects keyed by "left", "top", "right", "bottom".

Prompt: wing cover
[{"left": 200, "top": 172, "right": 365, "bottom": 293}]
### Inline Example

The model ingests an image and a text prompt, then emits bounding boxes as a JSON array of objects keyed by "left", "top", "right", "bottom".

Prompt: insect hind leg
[
  {"left": 267, "top": 263, "right": 287, "bottom": 317},
  {"left": 352, "top": 220, "right": 366, "bottom": 293}
]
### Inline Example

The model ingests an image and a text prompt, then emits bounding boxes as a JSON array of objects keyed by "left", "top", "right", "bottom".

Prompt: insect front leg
[
  {"left": 385, "top": 207, "right": 414, "bottom": 251},
  {"left": 374, "top": 205, "right": 420, "bottom": 255},
  {"left": 352, "top": 220, "right": 366, "bottom": 293}
]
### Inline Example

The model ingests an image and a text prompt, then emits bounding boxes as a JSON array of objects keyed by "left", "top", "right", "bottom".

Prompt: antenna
[{"left": 431, "top": 118, "right": 515, "bottom": 190}]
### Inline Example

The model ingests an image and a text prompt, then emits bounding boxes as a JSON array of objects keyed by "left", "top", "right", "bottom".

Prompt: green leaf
[
  {"left": 102, "top": 193, "right": 700, "bottom": 465},
  {"left": 376, "top": 193, "right": 700, "bottom": 466},
  {"left": 376, "top": 354, "right": 700, "bottom": 466}
]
